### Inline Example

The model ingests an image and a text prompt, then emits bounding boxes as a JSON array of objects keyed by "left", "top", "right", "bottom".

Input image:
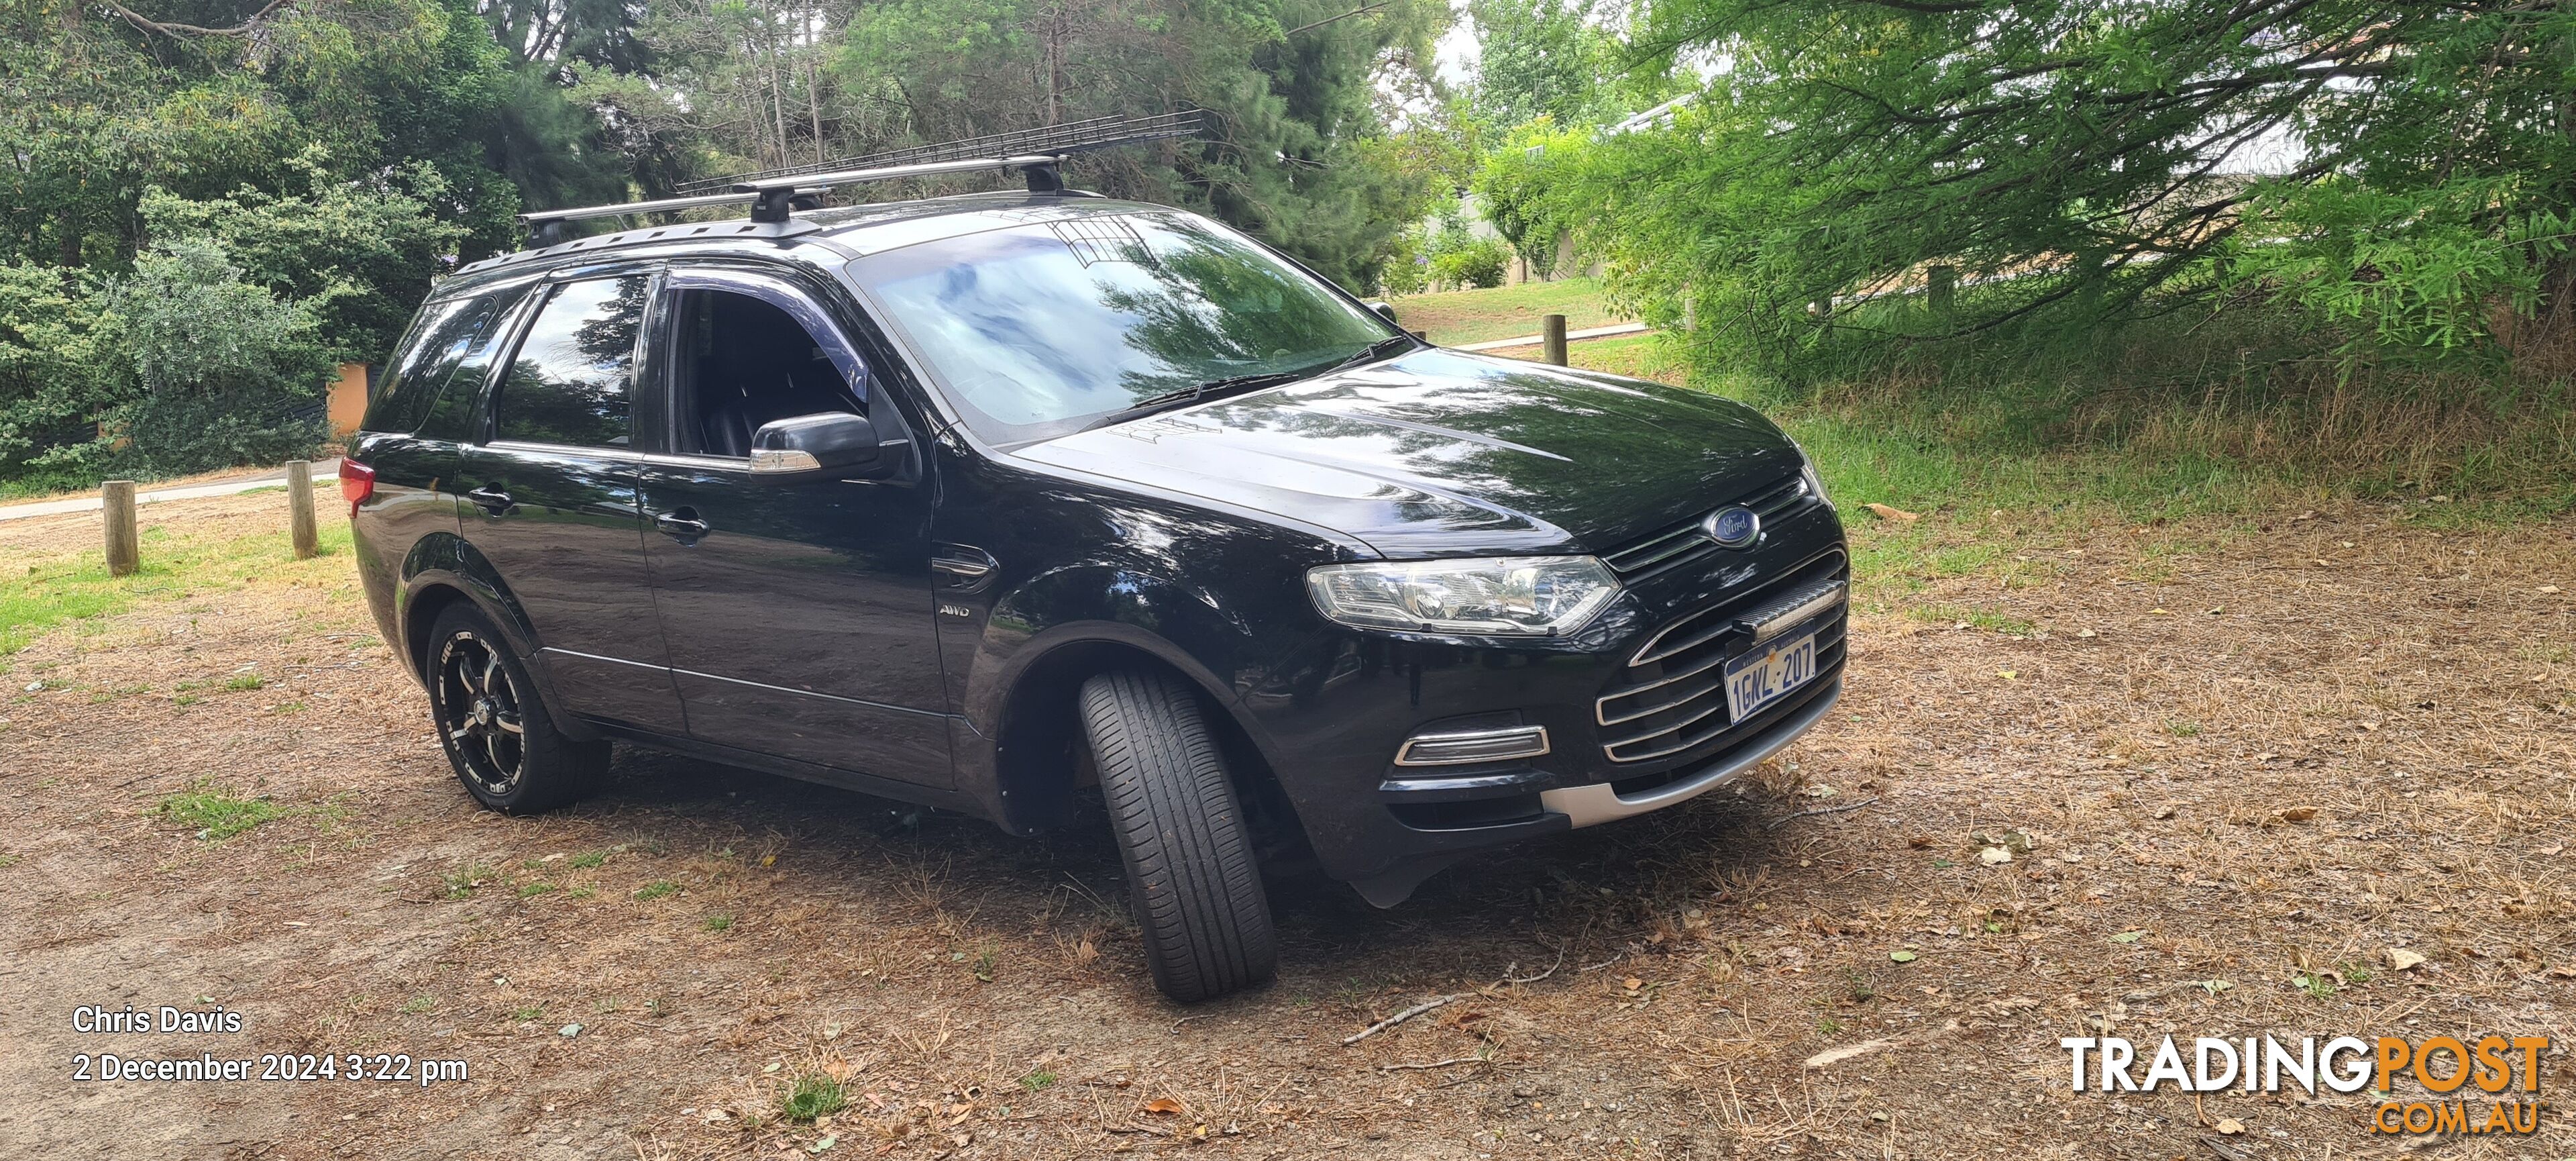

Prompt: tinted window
[
  {"left": 364, "top": 291, "right": 510, "bottom": 435},
  {"left": 494, "top": 276, "right": 649, "bottom": 448},
  {"left": 851, "top": 212, "right": 1391, "bottom": 444}
]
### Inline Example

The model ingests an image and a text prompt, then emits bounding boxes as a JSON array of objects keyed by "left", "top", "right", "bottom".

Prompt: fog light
[{"left": 1393, "top": 724, "right": 1551, "bottom": 766}]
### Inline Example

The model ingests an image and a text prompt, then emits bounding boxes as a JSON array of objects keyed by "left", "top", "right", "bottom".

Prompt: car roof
[{"left": 433, "top": 191, "right": 1172, "bottom": 300}]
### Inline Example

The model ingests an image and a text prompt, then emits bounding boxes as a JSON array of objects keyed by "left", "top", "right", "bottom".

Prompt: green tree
[{"left": 1599, "top": 0, "right": 2576, "bottom": 368}]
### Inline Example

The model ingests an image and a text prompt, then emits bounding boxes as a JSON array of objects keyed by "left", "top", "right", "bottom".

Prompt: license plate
[{"left": 1725, "top": 629, "right": 1818, "bottom": 722}]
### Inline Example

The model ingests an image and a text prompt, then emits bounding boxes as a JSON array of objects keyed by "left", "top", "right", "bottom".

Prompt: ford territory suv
[{"left": 345, "top": 192, "right": 1847, "bottom": 1002}]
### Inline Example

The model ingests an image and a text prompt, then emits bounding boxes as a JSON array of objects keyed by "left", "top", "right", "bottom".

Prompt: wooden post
[
  {"left": 102, "top": 480, "right": 139, "bottom": 577},
  {"left": 1542, "top": 313, "right": 1568, "bottom": 366},
  {"left": 1927, "top": 264, "right": 1957, "bottom": 323},
  {"left": 286, "top": 460, "right": 318, "bottom": 560}
]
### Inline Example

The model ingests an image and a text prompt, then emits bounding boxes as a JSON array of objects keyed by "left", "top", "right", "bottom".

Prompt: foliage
[
  {"left": 1597, "top": 0, "right": 2576, "bottom": 376},
  {"left": 1470, "top": 119, "right": 1587, "bottom": 279},
  {"left": 1430, "top": 234, "right": 1510, "bottom": 291},
  {"left": 139, "top": 163, "right": 471, "bottom": 362},
  {"left": 107, "top": 238, "right": 332, "bottom": 476},
  {"left": 826, "top": 0, "right": 1449, "bottom": 289},
  {"left": 0, "top": 263, "right": 121, "bottom": 480}
]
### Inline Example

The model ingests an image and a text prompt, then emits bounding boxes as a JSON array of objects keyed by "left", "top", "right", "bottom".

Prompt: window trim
[{"left": 649, "top": 264, "right": 915, "bottom": 470}]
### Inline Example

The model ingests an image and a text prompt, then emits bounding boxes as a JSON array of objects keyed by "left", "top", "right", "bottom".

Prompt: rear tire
[
  {"left": 1079, "top": 668, "right": 1277, "bottom": 1002},
  {"left": 425, "top": 605, "right": 605, "bottom": 815}
]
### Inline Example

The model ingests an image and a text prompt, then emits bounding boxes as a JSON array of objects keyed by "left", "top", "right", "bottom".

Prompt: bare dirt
[{"left": 1, "top": 493, "right": 2571, "bottom": 1160}]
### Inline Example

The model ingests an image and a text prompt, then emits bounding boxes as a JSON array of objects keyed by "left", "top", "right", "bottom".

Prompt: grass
[
  {"left": 633, "top": 880, "right": 680, "bottom": 901},
  {"left": 1388, "top": 277, "right": 1621, "bottom": 346},
  {"left": 781, "top": 1073, "right": 848, "bottom": 1121},
  {"left": 156, "top": 785, "right": 286, "bottom": 842},
  {"left": 1, "top": 517, "right": 354, "bottom": 657}
]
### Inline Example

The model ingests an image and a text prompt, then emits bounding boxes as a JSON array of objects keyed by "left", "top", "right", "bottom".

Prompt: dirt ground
[{"left": 1, "top": 492, "right": 2570, "bottom": 1161}]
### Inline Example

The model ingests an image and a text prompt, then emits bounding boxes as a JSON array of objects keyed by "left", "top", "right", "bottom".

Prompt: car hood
[{"left": 1012, "top": 348, "right": 1805, "bottom": 557}]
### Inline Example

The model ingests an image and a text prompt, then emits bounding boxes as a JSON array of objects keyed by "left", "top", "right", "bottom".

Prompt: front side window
[
  {"left": 849, "top": 212, "right": 1392, "bottom": 444},
  {"left": 493, "top": 275, "right": 649, "bottom": 448}
]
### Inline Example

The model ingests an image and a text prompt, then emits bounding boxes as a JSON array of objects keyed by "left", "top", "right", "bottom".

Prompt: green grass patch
[
  {"left": 633, "top": 880, "right": 680, "bottom": 901},
  {"left": 1, "top": 517, "right": 354, "bottom": 657},
  {"left": 1388, "top": 277, "right": 1621, "bottom": 346},
  {"left": 700, "top": 912, "right": 733, "bottom": 931},
  {"left": 156, "top": 785, "right": 286, "bottom": 842},
  {"left": 781, "top": 1074, "right": 848, "bottom": 1121}
]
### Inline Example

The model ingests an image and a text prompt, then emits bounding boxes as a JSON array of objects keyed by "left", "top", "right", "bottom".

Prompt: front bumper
[
  {"left": 1240, "top": 499, "right": 1849, "bottom": 903},
  {"left": 1540, "top": 675, "right": 1841, "bottom": 827}
]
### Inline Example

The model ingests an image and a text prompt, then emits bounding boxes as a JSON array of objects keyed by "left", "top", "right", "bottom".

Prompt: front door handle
[
  {"left": 464, "top": 486, "right": 514, "bottom": 515},
  {"left": 653, "top": 509, "right": 710, "bottom": 544}
]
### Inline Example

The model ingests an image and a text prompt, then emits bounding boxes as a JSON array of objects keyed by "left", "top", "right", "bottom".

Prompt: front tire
[
  {"left": 1079, "top": 668, "right": 1278, "bottom": 1002},
  {"left": 425, "top": 605, "right": 604, "bottom": 815}
]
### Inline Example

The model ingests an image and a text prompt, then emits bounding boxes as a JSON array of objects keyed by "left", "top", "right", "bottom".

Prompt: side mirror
[
  {"left": 749, "top": 411, "right": 886, "bottom": 479},
  {"left": 1365, "top": 300, "right": 1401, "bottom": 328}
]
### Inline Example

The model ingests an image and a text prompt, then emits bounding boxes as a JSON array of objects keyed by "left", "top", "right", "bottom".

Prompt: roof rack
[
  {"left": 513, "top": 109, "right": 1205, "bottom": 246},
  {"left": 674, "top": 109, "right": 1204, "bottom": 197}
]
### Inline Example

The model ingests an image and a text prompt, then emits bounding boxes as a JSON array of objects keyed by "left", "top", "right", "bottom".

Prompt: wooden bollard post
[
  {"left": 1542, "top": 313, "right": 1568, "bottom": 366},
  {"left": 286, "top": 460, "right": 318, "bottom": 560},
  {"left": 102, "top": 480, "right": 140, "bottom": 577}
]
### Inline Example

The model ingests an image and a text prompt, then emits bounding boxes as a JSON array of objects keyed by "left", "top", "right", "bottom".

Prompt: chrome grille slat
[
  {"left": 1601, "top": 473, "right": 1814, "bottom": 580},
  {"left": 1595, "top": 549, "right": 1848, "bottom": 762}
]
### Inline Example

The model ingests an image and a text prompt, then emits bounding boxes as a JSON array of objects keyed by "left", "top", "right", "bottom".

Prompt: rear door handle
[
  {"left": 464, "top": 486, "right": 514, "bottom": 515},
  {"left": 654, "top": 509, "right": 710, "bottom": 544}
]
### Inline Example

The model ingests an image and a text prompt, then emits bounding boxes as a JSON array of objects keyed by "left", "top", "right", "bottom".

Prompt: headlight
[{"left": 1306, "top": 556, "right": 1620, "bottom": 636}]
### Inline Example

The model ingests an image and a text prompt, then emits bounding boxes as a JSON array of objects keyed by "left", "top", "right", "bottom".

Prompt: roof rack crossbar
[
  {"left": 519, "top": 187, "right": 828, "bottom": 228},
  {"left": 676, "top": 109, "right": 1203, "bottom": 197}
]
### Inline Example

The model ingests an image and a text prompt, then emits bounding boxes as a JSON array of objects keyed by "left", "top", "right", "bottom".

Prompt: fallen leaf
[
  {"left": 1864, "top": 503, "right": 1919, "bottom": 523},
  {"left": 1622, "top": 976, "right": 1643, "bottom": 990},
  {"left": 1978, "top": 847, "right": 2014, "bottom": 866},
  {"left": 1802, "top": 1040, "right": 1894, "bottom": 1068},
  {"left": 2216, "top": 1119, "right": 2245, "bottom": 1135},
  {"left": 558, "top": 1023, "right": 582, "bottom": 1038},
  {"left": 1888, "top": 950, "right": 1917, "bottom": 963},
  {"left": 1142, "top": 1098, "right": 1184, "bottom": 1115},
  {"left": 2538, "top": 843, "right": 2567, "bottom": 857},
  {"left": 2278, "top": 806, "right": 2318, "bottom": 822},
  {"left": 2386, "top": 948, "right": 2426, "bottom": 972},
  {"left": 2541, "top": 585, "right": 2563, "bottom": 595},
  {"left": 2153, "top": 804, "right": 2178, "bottom": 820},
  {"left": 1996, "top": 669, "right": 2018, "bottom": 680},
  {"left": 2076, "top": 628, "right": 2098, "bottom": 638},
  {"left": 2110, "top": 931, "right": 2144, "bottom": 944},
  {"left": 808, "top": 1134, "right": 838, "bottom": 1154},
  {"left": 2150, "top": 607, "right": 2171, "bottom": 615}
]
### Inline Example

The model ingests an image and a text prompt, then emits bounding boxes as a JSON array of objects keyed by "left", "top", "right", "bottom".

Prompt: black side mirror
[
  {"left": 1365, "top": 300, "right": 1401, "bottom": 328},
  {"left": 749, "top": 411, "right": 886, "bottom": 479}
]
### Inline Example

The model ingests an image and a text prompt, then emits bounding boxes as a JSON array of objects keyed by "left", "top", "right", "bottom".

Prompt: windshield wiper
[
  {"left": 1324, "top": 334, "right": 1419, "bottom": 374},
  {"left": 1124, "top": 371, "right": 1308, "bottom": 412}
]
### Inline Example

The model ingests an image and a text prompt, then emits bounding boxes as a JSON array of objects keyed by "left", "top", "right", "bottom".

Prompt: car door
[
  {"left": 632, "top": 266, "right": 953, "bottom": 787},
  {"left": 452, "top": 270, "right": 685, "bottom": 734}
]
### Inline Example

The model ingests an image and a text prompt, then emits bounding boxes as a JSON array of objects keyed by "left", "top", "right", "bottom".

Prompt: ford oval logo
[{"left": 1701, "top": 505, "right": 1760, "bottom": 548}]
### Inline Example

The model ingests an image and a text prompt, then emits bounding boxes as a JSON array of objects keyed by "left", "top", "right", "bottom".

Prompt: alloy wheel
[{"left": 435, "top": 630, "right": 526, "bottom": 796}]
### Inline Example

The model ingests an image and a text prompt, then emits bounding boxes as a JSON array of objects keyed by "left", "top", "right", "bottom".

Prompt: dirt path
[{"left": 1, "top": 495, "right": 2570, "bottom": 1160}]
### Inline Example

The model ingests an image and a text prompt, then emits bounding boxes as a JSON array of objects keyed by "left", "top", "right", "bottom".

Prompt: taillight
[{"left": 339, "top": 458, "right": 376, "bottom": 515}]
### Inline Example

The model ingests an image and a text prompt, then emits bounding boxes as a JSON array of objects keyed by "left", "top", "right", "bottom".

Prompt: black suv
[{"left": 346, "top": 192, "right": 1847, "bottom": 1001}]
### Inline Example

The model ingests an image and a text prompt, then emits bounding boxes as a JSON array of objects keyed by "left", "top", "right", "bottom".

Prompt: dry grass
[{"left": 0, "top": 493, "right": 2570, "bottom": 1160}]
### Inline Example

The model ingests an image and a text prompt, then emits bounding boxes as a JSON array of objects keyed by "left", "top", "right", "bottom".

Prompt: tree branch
[{"left": 100, "top": 0, "right": 297, "bottom": 37}]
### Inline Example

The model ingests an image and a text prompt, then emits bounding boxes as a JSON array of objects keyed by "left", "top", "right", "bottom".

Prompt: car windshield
[{"left": 850, "top": 211, "right": 1395, "bottom": 444}]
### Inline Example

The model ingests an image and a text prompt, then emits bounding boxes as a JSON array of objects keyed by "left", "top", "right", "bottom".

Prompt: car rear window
[
  {"left": 363, "top": 290, "right": 513, "bottom": 436},
  {"left": 492, "top": 276, "right": 649, "bottom": 449}
]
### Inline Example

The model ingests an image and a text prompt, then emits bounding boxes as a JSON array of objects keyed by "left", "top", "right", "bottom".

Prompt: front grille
[
  {"left": 1595, "top": 550, "right": 1847, "bottom": 763},
  {"left": 1601, "top": 472, "right": 1816, "bottom": 581}
]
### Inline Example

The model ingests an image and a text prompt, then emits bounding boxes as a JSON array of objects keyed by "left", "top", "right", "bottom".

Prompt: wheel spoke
[
  {"left": 493, "top": 711, "right": 523, "bottom": 736},
  {"left": 478, "top": 652, "right": 500, "bottom": 697},
  {"left": 484, "top": 731, "right": 509, "bottom": 775}
]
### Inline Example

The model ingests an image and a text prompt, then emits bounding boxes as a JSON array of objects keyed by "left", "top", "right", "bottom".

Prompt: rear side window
[
  {"left": 492, "top": 276, "right": 649, "bottom": 448},
  {"left": 364, "top": 291, "right": 509, "bottom": 435}
]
